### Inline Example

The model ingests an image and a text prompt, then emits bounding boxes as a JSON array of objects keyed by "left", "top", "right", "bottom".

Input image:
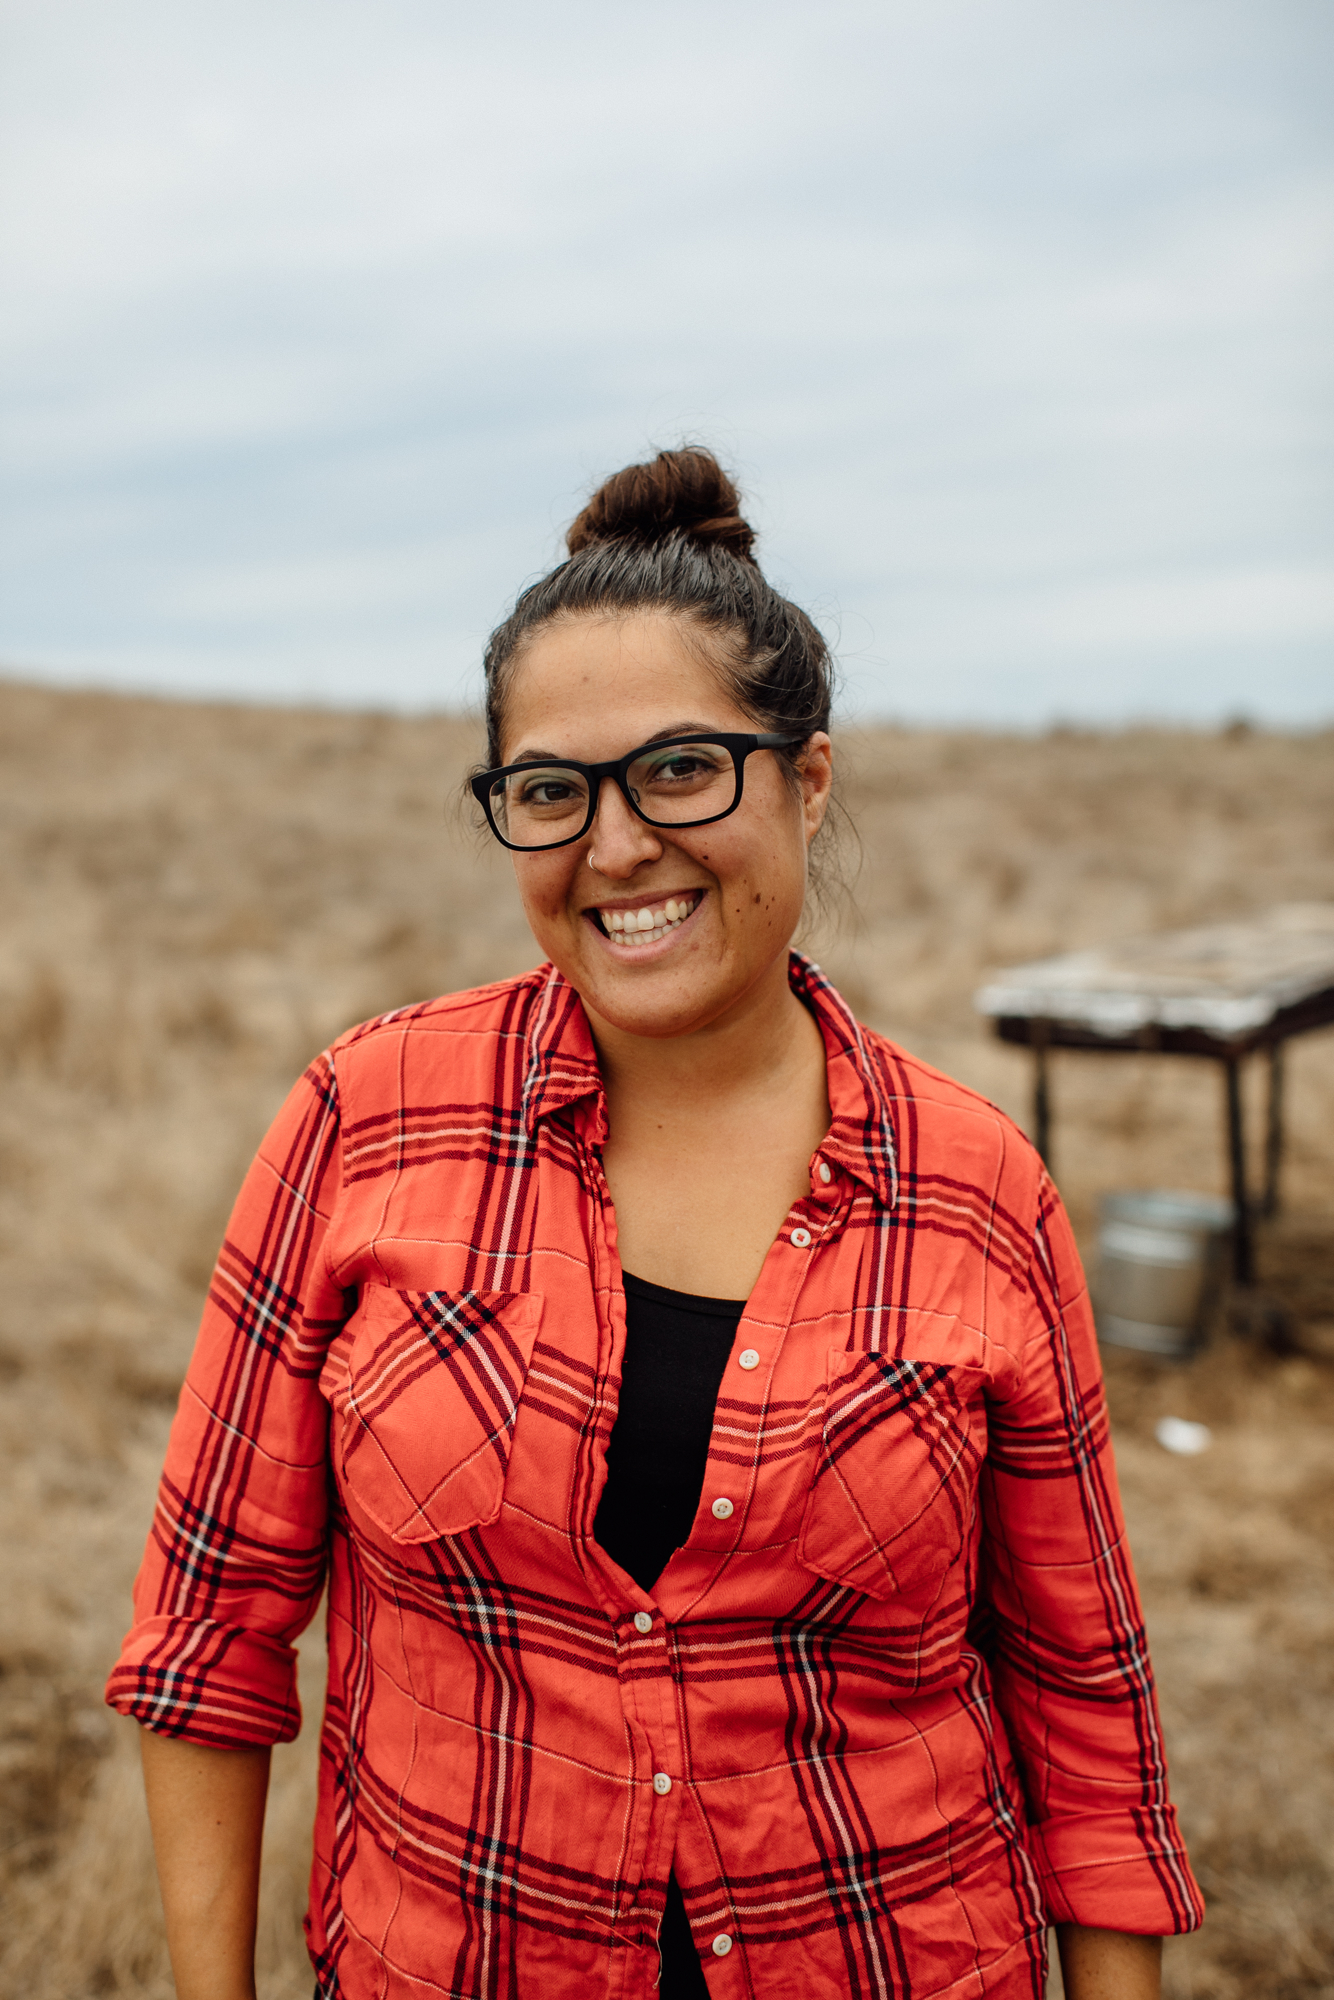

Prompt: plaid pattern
[{"left": 108, "top": 955, "right": 1202, "bottom": 1998}]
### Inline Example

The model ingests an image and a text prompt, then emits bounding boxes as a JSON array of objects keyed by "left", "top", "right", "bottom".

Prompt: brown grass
[{"left": 0, "top": 680, "right": 1331, "bottom": 1998}]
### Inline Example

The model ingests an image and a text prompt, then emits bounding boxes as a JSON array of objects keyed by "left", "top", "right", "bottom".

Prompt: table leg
[
  {"left": 1262, "top": 1042, "right": 1285, "bottom": 1218},
  {"left": 1032, "top": 1030, "right": 1052, "bottom": 1169},
  {"left": 1224, "top": 1056, "right": 1253, "bottom": 1285}
]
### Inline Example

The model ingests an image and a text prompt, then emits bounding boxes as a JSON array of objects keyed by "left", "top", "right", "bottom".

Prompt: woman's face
[{"left": 499, "top": 611, "right": 832, "bottom": 1043}]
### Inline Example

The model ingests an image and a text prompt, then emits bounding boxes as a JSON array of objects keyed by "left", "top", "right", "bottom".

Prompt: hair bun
[{"left": 566, "top": 446, "right": 756, "bottom": 563}]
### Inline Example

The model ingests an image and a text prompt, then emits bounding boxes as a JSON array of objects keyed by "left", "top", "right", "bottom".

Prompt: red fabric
[{"left": 107, "top": 956, "right": 1203, "bottom": 1998}]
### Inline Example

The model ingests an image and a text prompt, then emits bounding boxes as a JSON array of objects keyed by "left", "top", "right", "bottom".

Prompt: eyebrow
[{"left": 504, "top": 723, "right": 723, "bottom": 766}]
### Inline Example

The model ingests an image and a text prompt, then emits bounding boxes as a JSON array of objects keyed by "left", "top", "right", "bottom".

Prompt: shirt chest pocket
[
  {"left": 797, "top": 1351, "right": 983, "bottom": 1606},
  {"left": 334, "top": 1288, "right": 545, "bottom": 1544}
]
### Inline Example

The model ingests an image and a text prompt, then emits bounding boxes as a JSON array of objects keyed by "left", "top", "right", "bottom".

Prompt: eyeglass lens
[{"left": 489, "top": 741, "right": 740, "bottom": 848}]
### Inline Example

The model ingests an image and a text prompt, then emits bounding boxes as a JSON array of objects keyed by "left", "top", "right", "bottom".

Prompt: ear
[{"left": 797, "top": 733, "right": 834, "bottom": 843}]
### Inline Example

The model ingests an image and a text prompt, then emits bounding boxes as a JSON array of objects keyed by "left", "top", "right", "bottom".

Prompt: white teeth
[{"left": 600, "top": 895, "right": 698, "bottom": 940}]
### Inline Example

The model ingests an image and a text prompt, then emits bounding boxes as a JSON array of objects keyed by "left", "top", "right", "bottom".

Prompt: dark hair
[{"left": 481, "top": 447, "right": 835, "bottom": 772}]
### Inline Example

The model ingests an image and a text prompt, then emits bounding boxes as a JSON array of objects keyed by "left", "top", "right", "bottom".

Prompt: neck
[
  {"left": 585, "top": 952, "right": 824, "bottom": 1110},
  {"left": 585, "top": 948, "right": 832, "bottom": 1296}
]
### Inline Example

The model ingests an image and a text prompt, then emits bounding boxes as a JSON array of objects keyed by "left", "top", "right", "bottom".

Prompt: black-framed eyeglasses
[{"left": 470, "top": 732, "right": 804, "bottom": 852}]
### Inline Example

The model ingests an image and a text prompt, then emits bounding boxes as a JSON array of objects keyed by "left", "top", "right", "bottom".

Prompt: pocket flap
[
  {"left": 797, "top": 1350, "right": 982, "bottom": 1604},
  {"left": 337, "top": 1289, "right": 544, "bottom": 1543}
]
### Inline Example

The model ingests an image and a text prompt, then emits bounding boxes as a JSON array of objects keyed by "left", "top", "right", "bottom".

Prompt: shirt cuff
[
  {"left": 1026, "top": 1807, "right": 1205, "bottom": 1933},
  {"left": 105, "top": 1615, "right": 303, "bottom": 1747}
]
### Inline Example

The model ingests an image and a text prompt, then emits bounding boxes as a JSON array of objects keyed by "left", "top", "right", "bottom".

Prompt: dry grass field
[{"left": 0, "top": 677, "right": 1331, "bottom": 1998}]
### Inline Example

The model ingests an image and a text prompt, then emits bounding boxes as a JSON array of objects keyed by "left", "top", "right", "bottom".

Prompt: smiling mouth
[{"left": 592, "top": 893, "right": 702, "bottom": 945}]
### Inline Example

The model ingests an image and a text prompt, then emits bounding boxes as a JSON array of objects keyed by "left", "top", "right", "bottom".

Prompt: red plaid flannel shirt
[{"left": 108, "top": 955, "right": 1202, "bottom": 1998}]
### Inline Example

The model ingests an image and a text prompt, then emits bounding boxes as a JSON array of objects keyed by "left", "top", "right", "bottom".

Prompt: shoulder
[
  {"left": 858, "top": 1024, "right": 1021, "bottom": 1128},
  {"left": 333, "top": 966, "right": 551, "bottom": 1051},
  {"left": 857, "top": 1021, "right": 1045, "bottom": 1215},
  {"left": 319, "top": 967, "right": 556, "bottom": 1100}
]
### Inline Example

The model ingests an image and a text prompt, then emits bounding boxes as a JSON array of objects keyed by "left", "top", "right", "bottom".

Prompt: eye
[
  {"left": 639, "top": 747, "right": 726, "bottom": 786},
  {"left": 519, "top": 777, "right": 578, "bottom": 805},
  {"left": 507, "top": 768, "right": 589, "bottom": 818}
]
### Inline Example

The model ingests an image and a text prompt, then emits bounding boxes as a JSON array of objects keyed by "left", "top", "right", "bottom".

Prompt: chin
[
  {"left": 581, "top": 960, "right": 754, "bottom": 1042},
  {"left": 596, "top": 997, "right": 713, "bottom": 1041}
]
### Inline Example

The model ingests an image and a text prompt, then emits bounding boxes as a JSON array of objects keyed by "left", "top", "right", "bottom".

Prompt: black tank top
[{"left": 593, "top": 1271, "right": 747, "bottom": 1999}]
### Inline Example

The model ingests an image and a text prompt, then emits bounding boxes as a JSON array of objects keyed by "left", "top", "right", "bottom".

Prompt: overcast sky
[{"left": 2, "top": 0, "right": 1331, "bottom": 724}]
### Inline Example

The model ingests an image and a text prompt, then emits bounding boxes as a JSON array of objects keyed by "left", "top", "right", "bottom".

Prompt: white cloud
[{"left": 0, "top": 0, "right": 1330, "bottom": 720}]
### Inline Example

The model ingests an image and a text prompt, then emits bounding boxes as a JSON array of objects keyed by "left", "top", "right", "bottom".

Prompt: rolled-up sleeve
[
  {"left": 981, "top": 1172, "right": 1204, "bottom": 1934},
  {"left": 106, "top": 1052, "right": 346, "bottom": 1747}
]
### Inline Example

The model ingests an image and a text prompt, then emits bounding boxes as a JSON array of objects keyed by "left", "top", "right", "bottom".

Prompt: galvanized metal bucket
[{"left": 1093, "top": 1189, "right": 1235, "bottom": 1357}]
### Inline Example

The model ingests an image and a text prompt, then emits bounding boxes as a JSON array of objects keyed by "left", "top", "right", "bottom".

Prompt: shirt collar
[
  {"left": 790, "top": 952, "right": 900, "bottom": 1212},
  {"left": 521, "top": 952, "right": 899, "bottom": 1213}
]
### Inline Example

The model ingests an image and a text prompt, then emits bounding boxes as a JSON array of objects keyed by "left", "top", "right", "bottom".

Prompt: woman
[{"left": 108, "top": 448, "right": 1202, "bottom": 1999}]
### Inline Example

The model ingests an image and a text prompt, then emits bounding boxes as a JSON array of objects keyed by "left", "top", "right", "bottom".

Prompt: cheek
[
  {"left": 513, "top": 861, "right": 574, "bottom": 926},
  {"left": 724, "top": 840, "right": 804, "bottom": 930}
]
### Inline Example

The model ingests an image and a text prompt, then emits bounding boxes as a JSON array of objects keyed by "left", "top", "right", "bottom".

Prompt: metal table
[{"left": 974, "top": 905, "right": 1334, "bottom": 1284}]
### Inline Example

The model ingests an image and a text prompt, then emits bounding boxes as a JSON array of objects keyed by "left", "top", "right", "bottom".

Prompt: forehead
[{"left": 502, "top": 611, "right": 751, "bottom": 762}]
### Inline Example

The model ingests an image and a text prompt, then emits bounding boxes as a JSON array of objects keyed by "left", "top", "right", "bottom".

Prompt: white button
[
  {"left": 711, "top": 1496, "right": 734, "bottom": 1521},
  {"left": 737, "top": 1348, "right": 760, "bottom": 1371},
  {"left": 653, "top": 1771, "right": 672, "bottom": 1795},
  {"left": 790, "top": 1226, "right": 812, "bottom": 1248},
  {"left": 633, "top": 1611, "right": 653, "bottom": 1635},
  {"left": 818, "top": 1160, "right": 833, "bottom": 1184},
  {"left": 712, "top": 1933, "right": 733, "bottom": 1956}
]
